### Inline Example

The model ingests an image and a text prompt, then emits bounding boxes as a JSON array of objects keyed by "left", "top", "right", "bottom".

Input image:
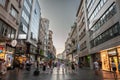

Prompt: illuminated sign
[
  {"left": 0, "top": 46, "right": 3, "bottom": 53},
  {"left": 108, "top": 49, "right": 117, "bottom": 56}
]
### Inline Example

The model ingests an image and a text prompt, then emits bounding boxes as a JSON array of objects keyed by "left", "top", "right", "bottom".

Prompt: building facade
[
  {"left": 65, "top": 36, "right": 72, "bottom": 61},
  {"left": 65, "top": 23, "right": 78, "bottom": 63},
  {"left": 17, "top": 0, "right": 41, "bottom": 61},
  {"left": 76, "top": 0, "right": 90, "bottom": 68},
  {"left": 76, "top": 0, "right": 120, "bottom": 71},
  {"left": 40, "top": 18, "right": 49, "bottom": 58},
  {"left": 86, "top": 0, "right": 120, "bottom": 71},
  {"left": 0, "top": 0, "right": 23, "bottom": 67},
  {"left": 47, "top": 30, "right": 56, "bottom": 59}
]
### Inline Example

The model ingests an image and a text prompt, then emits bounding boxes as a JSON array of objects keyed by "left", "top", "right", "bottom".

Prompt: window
[
  {"left": 89, "top": 3, "right": 117, "bottom": 35},
  {"left": 22, "top": 10, "right": 29, "bottom": 23},
  {"left": 88, "top": 0, "right": 108, "bottom": 23},
  {"left": 0, "top": 0, "right": 6, "bottom": 7},
  {"left": 109, "top": 29, "right": 113, "bottom": 37},
  {"left": 2, "top": 24, "right": 8, "bottom": 36},
  {"left": 0, "top": 20, "right": 3, "bottom": 34},
  {"left": 113, "top": 25, "right": 118, "bottom": 34},
  {"left": 29, "top": 0, "right": 32, "bottom": 4},
  {"left": 7, "top": 27, "right": 12, "bottom": 38},
  {"left": 90, "top": 22, "right": 120, "bottom": 48},
  {"left": 100, "top": 0, "right": 104, "bottom": 7},
  {"left": 10, "top": 6, "right": 18, "bottom": 19},
  {"left": 103, "top": 0, "right": 107, "bottom": 3},
  {"left": 22, "top": 24, "right": 28, "bottom": 33},
  {"left": 11, "top": 29, "right": 16, "bottom": 39},
  {"left": 24, "top": 0, "right": 30, "bottom": 13}
]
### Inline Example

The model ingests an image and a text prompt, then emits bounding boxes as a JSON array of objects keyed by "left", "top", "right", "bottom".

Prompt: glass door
[{"left": 109, "top": 56, "right": 118, "bottom": 71}]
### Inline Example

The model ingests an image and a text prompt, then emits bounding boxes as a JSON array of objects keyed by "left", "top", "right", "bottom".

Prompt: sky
[{"left": 39, "top": 0, "right": 80, "bottom": 54}]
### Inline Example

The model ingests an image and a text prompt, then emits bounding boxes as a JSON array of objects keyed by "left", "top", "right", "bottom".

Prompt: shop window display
[{"left": 101, "top": 51, "right": 110, "bottom": 71}]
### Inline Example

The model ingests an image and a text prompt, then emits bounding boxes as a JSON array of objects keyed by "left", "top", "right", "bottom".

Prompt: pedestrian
[
  {"left": 1, "top": 59, "right": 7, "bottom": 75},
  {"left": 26, "top": 59, "right": 31, "bottom": 71},
  {"left": 15, "top": 59, "right": 20, "bottom": 72},
  {"left": 111, "top": 60, "right": 117, "bottom": 79},
  {"left": 57, "top": 61, "right": 61, "bottom": 72},
  {"left": 71, "top": 62, "right": 75, "bottom": 73},
  {"left": 42, "top": 62, "right": 46, "bottom": 72},
  {"left": 93, "top": 60, "right": 99, "bottom": 75},
  {"left": 61, "top": 62, "right": 65, "bottom": 73},
  {"left": 98, "top": 60, "right": 102, "bottom": 70},
  {"left": 111, "top": 60, "right": 116, "bottom": 72},
  {"left": 118, "top": 62, "right": 120, "bottom": 74}
]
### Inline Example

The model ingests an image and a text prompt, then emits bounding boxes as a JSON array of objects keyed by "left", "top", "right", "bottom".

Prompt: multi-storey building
[
  {"left": 40, "top": 18, "right": 49, "bottom": 58},
  {"left": 65, "top": 36, "right": 72, "bottom": 61},
  {"left": 17, "top": 0, "right": 33, "bottom": 56},
  {"left": 86, "top": 0, "right": 120, "bottom": 71},
  {"left": 61, "top": 50, "right": 66, "bottom": 60},
  {"left": 76, "top": 0, "right": 120, "bottom": 70},
  {"left": 76, "top": 0, "right": 90, "bottom": 68},
  {"left": 0, "top": 0, "right": 23, "bottom": 66},
  {"left": 65, "top": 23, "right": 78, "bottom": 62},
  {"left": 18, "top": 0, "right": 41, "bottom": 61},
  {"left": 47, "top": 30, "right": 56, "bottom": 59}
]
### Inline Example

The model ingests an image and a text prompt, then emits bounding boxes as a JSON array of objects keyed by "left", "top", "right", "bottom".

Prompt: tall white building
[
  {"left": 76, "top": 0, "right": 120, "bottom": 71},
  {"left": 18, "top": 0, "right": 41, "bottom": 61}
]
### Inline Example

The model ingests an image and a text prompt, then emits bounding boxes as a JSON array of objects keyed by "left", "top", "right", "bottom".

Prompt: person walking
[
  {"left": 111, "top": 60, "right": 117, "bottom": 79},
  {"left": 71, "top": 62, "right": 75, "bottom": 73},
  {"left": 61, "top": 62, "right": 65, "bottom": 73},
  {"left": 93, "top": 60, "right": 99, "bottom": 75},
  {"left": 42, "top": 62, "right": 46, "bottom": 73},
  {"left": 118, "top": 62, "right": 120, "bottom": 74},
  {"left": 57, "top": 61, "right": 61, "bottom": 72}
]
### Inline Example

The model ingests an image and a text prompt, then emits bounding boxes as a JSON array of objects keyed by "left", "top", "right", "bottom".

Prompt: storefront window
[{"left": 101, "top": 51, "right": 110, "bottom": 71}]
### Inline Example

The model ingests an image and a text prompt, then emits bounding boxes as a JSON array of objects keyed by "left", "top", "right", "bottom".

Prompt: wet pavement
[{"left": 1, "top": 67, "right": 120, "bottom": 80}]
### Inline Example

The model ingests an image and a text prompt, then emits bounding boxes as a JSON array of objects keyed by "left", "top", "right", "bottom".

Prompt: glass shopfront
[
  {"left": 101, "top": 50, "right": 110, "bottom": 71},
  {"left": 100, "top": 46, "right": 120, "bottom": 71}
]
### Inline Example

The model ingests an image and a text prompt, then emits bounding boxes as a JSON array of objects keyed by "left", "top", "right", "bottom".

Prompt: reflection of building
[
  {"left": 75, "top": 0, "right": 120, "bottom": 71},
  {"left": 0, "top": 0, "right": 23, "bottom": 62}
]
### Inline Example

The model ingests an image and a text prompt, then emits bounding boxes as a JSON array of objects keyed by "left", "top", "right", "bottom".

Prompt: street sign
[{"left": 11, "top": 40, "right": 17, "bottom": 47}]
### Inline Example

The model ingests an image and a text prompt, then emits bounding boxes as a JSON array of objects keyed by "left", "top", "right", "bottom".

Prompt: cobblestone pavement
[{"left": 1, "top": 67, "right": 120, "bottom": 80}]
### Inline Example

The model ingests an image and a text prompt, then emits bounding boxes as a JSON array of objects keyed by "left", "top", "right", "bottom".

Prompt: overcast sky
[{"left": 39, "top": 0, "right": 80, "bottom": 54}]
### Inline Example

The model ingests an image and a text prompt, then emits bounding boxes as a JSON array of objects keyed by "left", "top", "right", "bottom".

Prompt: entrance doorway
[{"left": 109, "top": 56, "right": 118, "bottom": 71}]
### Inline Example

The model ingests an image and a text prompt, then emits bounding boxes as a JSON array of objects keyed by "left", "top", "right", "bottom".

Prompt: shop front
[
  {"left": 0, "top": 44, "right": 6, "bottom": 59},
  {"left": 100, "top": 46, "right": 120, "bottom": 71},
  {"left": 15, "top": 55, "right": 27, "bottom": 64},
  {"left": 0, "top": 41, "right": 15, "bottom": 68}
]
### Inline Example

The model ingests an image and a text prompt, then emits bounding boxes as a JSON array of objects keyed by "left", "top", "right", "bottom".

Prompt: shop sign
[
  {"left": 108, "top": 50, "right": 116, "bottom": 56},
  {"left": 0, "top": 46, "right": 3, "bottom": 53},
  {"left": 0, "top": 43, "right": 5, "bottom": 45},
  {"left": 11, "top": 40, "right": 17, "bottom": 47}
]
